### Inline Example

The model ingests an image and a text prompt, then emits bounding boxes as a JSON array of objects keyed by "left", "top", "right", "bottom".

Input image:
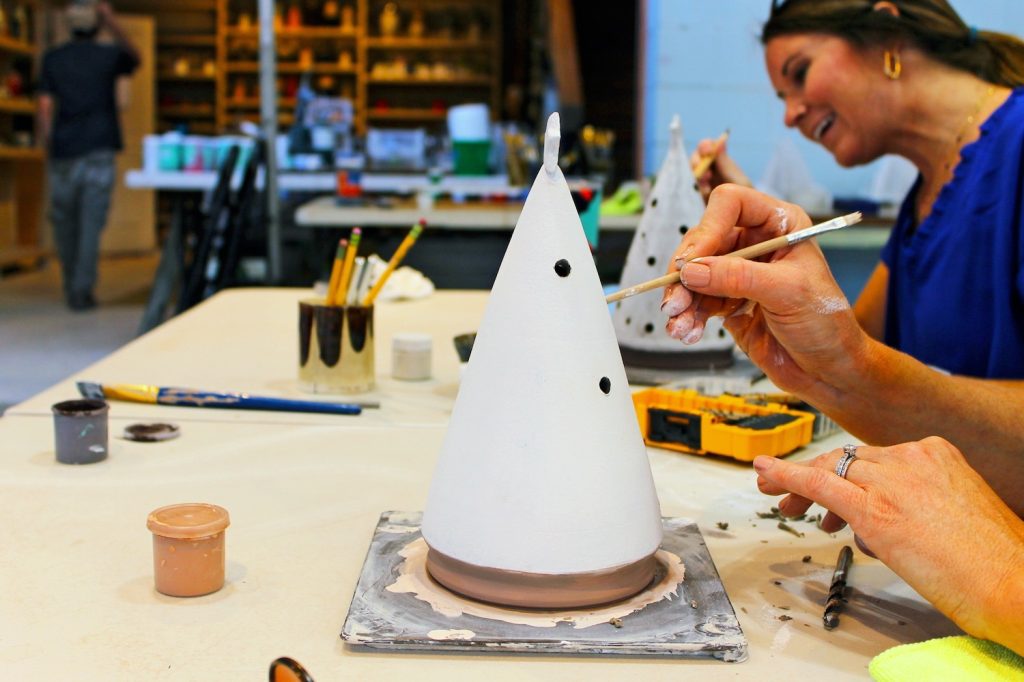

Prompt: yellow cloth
[{"left": 870, "top": 636, "right": 1024, "bottom": 681}]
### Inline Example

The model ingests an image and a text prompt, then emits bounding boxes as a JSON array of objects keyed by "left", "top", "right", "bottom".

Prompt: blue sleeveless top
[{"left": 880, "top": 88, "right": 1024, "bottom": 378}]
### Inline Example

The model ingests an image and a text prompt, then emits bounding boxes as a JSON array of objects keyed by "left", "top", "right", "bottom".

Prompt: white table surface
[
  {"left": 6, "top": 289, "right": 487, "bottom": 427},
  {"left": 0, "top": 288, "right": 958, "bottom": 679}
]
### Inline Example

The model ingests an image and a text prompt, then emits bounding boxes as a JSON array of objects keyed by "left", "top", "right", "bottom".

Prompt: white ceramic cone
[
  {"left": 613, "top": 116, "right": 733, "bottom": 356},
  {"left": 422, "top": 113, "right": 663, "bottom": 577}
]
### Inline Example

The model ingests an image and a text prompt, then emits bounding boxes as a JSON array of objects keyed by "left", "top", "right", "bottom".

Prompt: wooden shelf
[
  {"left": 367, "top": 76, "right": 491, "bottom": 86},
  {"left": 0, "top": 98, "right": 37, "bottom": 115},
  {"left": 0, "top": 35, "right": 36, "bottom": 56},
  {"left": 158, "top": 73, "right": 217, "bottom": 82},
  {"left": 214, "top": 1, "right": 501, "bottom": 135},
  {"left": 367, "top": 108, "right": 447, "bottom": 121},
  {"left": 157, "top": 35, "right": 217, "bottom": 48},
  {"left": 0, "top": 244, "right": 48, "bottom": 268},
  {"left": 159, "top": 121, "right": 217, "bottom": 135},
  {"left": 159, "top": 104, "right": 216, "bottom": 118},
  {"left": 0, "top": 146, "right": 44, "bottom": 161},
  {"left": 365, "top": 37, "right": 492, "bottom": 50},
  {"left": 226, "top": 26, "right": 359, "bottom": 39},
  {"left": 226, "top": 62, "right": 357, "bottom": 74},
  {"left": 225, "top": 98, "right": 298, "bottom": 109}
]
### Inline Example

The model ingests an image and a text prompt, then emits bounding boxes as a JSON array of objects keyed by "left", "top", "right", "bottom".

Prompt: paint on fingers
[
  {"left": 661, "top": 286, "right": 693, "bottom": 318},
  {"left": 774, "top": 207, "right": 791, "bottom": 235},
  {"left": 815, "top": 296, "right": 849, "bottom": 315}
]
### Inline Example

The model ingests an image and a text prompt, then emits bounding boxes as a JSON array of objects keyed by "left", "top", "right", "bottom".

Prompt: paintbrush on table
[
  {"left": 78, "top": 381, "right": 379, "bottom": 416},
  {"left": 823, "top": 545, "right": 853, "bottom": 630},
  {"left": 605, "top": 211, "right": 863, "bottom": 304}
]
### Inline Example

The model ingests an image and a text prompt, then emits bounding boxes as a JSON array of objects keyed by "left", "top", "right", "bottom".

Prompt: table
[
  {"left": 0, "top": 288, "right": 959, "bottom": 679},
  {"left": 6, "top": 289, "right": 488, "bottom": 428},
  {"left": 295, "top": 195, "right": 642, "bottom": 232}
]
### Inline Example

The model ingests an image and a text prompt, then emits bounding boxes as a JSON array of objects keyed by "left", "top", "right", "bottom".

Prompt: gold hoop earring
[{"left": 883, "top": 50, "right": 902, "bottom": 80}]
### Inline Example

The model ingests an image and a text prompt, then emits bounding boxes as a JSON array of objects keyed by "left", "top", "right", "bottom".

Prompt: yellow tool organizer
[{"left": 632, "top": 388, "right": 815, "bottom": 462}]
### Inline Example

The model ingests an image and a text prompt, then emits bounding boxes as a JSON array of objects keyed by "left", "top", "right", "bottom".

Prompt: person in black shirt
[{"left": 38, "top": 1, "right": 140, "bottom": 311}]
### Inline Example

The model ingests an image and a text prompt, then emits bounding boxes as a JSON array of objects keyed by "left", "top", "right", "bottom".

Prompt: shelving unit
[
  {"left": 133, "top": 1, "right": 219, "bottom": 133},
  {"left": 214, "top": 0, "right": 500, "bottom": 135},
  {"left": 0, "top": 0, "right": 46, "bottom": 268},
  {"left": 359, "top": 0, "right": 501, "bottom": 133}
]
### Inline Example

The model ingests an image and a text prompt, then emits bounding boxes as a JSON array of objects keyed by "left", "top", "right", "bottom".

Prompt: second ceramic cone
[
  {"left": 613, "top": 115, "right": 734, "bottom": 370},
  {"left": 421, "top": 113, "right": 663, "bottom": 608}
]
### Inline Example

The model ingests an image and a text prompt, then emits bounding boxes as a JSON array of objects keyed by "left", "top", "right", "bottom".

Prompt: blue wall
[{"left": 642, "top": 0, "right": 1023, "bottom": 197}]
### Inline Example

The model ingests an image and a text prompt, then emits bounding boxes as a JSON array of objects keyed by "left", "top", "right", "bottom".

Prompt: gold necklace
[
  {"left": 942, "top": 84, "right": 996, "bottom": 173},
  {"left": 918, "top": 85, "right": 997, "bottom": 221}
]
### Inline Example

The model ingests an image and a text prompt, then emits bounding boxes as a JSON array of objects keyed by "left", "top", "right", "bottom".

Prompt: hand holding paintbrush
[{"left": 606, "top": 212, "right": 862, "bottom": 303}]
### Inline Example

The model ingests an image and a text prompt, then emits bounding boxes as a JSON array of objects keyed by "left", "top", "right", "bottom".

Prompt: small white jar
[{"left": 392, "top": 333, "right": 432, "bottom": 381}]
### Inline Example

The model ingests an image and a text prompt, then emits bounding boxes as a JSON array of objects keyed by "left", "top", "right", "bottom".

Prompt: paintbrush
[
  {"left": 605, "top": 211, "right": 863, "bottom": 304},
  {"left": 361, "top": 220, "right": 425, "bottom": 306},
  {"left": 77, "top": 381, "right": 379, "bottom": 416},
  {"left": 823, "top": 545, "right": 853, "bottom": 630},
  {"left": 691, "top": 129, "right": 730, "bottom": 179}
]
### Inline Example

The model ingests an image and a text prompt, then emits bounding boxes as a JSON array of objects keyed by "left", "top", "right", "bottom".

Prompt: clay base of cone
[
  {"left": 425, "top": 545, "right": 659, "bottom": 609},
  {"left": 619, "top": 345, "right": 734, "bottom": 371}
]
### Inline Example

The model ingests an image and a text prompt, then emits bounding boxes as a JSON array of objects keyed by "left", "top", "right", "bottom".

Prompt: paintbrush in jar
[{"left": 604, "top": 211, "right": 863, "bottom": 304}]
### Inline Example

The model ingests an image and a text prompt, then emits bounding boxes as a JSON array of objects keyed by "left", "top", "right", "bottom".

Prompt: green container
[{"left": 452, "top": 140, "right": 490, "bottom": 175}]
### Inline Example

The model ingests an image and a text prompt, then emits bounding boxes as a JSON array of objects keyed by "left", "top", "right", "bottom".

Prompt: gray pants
[{"left": 48, "top": 149, "right": 116, "bottom": 300}]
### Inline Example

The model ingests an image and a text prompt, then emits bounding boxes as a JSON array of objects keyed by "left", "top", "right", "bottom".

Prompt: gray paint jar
[{"left": 52, "top": 399, "right": 109, "bottom": 464}]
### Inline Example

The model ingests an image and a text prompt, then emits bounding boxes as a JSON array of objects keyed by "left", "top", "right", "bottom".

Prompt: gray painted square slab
[{"left": 341, "top": 512, "right": 747, "bottom": 661}]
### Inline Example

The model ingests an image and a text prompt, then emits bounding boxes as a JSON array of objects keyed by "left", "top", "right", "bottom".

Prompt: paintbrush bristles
[{"left": 603, "top": 211, "right": 862, "bottom": 304}]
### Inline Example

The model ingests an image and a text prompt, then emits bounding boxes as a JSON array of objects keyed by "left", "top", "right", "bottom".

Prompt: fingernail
[
  {"left": 682, "top": 262, "right": 711, "bottom": 288},
  {"left": 668, "top": 316, "right": 693, "bottom": 340},
  {"left": 682, "top": 325, "right": 704, "bottom": 345},
  {"left": 753, "top": 456, "right": 774, "bottom": 472}
]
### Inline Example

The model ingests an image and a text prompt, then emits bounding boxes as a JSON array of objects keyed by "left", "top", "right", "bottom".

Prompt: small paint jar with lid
[
  {"left": 392, "top": 333, "right": 432, "bottom": 381},
  {"left": 146, "top": 503, "right": 230, "bottom": 597}
]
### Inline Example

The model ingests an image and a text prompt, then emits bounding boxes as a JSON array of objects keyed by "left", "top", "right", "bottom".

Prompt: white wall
[{"left": 641, "top": 0, "right": 1023, "bottom": 198}]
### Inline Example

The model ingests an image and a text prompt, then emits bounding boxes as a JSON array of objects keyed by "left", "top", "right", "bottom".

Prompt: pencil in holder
[{"left": 298, "top": 299, "right": 375, "bottom": 394}]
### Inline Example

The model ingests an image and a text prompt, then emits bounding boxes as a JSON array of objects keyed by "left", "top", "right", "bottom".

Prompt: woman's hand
[
  {"left": 660, "top": 184, "right": 871, "bottom": 400},
  {"left": 691, "top": 138, "right": 752, "bottom": 201},
  {"left": 754, "top": 438, "right": 1024, "bottom": 654}
]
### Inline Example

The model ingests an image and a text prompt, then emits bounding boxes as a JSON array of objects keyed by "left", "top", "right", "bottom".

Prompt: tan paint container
[{"left": 146, "top": 503, "right": 230, "bottom": 597}]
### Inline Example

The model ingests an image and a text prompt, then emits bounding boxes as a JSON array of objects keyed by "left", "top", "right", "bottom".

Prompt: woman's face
[{"left": 765, "top": 33, "right": 890, "bottom": 167}]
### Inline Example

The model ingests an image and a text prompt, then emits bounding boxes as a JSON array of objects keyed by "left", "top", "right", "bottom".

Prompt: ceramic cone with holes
[
  {"left": 613, "top": 116, "right": 735, "bottom": 378},
  {"left": 421, "top": 113, "right": 663, "bottom": 609}
]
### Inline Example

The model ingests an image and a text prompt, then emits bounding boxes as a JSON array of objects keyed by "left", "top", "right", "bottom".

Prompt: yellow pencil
[
  {"left": 362, "top": 220, "right": 425, "bottom": 306},
  {"left": 332, "top": 227, "right": 361, "bottom": 306},
  {"left": 325, "top": 238, "right": 348, "bottom": 304}
]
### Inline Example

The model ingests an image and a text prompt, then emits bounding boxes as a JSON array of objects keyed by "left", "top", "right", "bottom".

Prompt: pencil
[
  {"left": 332, "top": 227, "right": 361, "bottom": 306},
  {"left": 691, "top": 129, "right": 730, "bottom": 180},
  {"left": 604, "top": 211, "right": 862, "bottom": 304},
  {"left": 823, "top": 545, "right": 853, "bottom": 630},
  {"left": 361, "top": 220, "right": 425, "bottom": 306},
  {"left": 325, "top": 238, "right": 348, "bottom": 304}
]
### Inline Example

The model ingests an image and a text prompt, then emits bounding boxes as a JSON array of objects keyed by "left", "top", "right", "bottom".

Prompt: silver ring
[{"left": 835, "top": 444, "right": 858, "bottom": 479}]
